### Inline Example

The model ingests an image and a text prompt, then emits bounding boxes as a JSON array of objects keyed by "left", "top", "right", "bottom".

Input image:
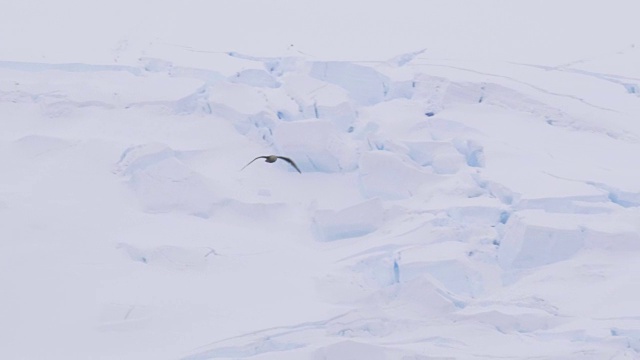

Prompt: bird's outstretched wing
[
  {"left": 240, "top": 156, "right": 267, "bottom": 171},
  {"left": 277, "top": 156, "right": 302, "bottom": 173}
]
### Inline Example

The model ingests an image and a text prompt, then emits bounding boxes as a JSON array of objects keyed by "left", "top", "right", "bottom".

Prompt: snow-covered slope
[{"left": 2, "top": 2, "right": 640, "bottom": 359}]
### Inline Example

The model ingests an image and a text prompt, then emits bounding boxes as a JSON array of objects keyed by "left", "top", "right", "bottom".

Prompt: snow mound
[
  {"left": 358, "top": 151, "right": 442, "bottom": 200},
  {"left": 208, "top": 81, "right": 267, "bottom": 114},
  {"left": 498, "top": 212, "right": 587, "bottom": 269},
  {"left": 498, "top": 210, "right": 640, "bottom": 269},
  {"left": 404, "top": 141, "right": 465, "bottom": 174},
  {"left": 230, "top": 69, "right": 280, "bottom": 88},
  {"left": 310, "top": 62, "right": 391, "bottom": 106},
  {"left": 312, "top": 198, "right": 384, "bottom": 241},
  {"left": 274, "top": 119, "right": 358, "bottom": 172},
  {"left": 114, "top": 143, "right": 219, "bottom": 214},
  {"left": 402, "top": 259, "right": 483, "bottom": 297},
  {"left": 274, "top": 73, "right": 357, "bottom": 129}
]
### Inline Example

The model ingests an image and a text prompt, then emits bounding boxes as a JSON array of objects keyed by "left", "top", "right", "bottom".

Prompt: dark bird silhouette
[{"left": 241, "top": 155, "right": 301, "bottom": 173}]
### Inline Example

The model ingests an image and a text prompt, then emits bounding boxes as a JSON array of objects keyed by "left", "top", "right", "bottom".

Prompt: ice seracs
[{"left": 241, "top": 155, "right": 302, "bottom": 173}]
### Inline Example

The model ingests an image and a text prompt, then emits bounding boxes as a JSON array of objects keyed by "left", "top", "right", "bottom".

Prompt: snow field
[{"left": 2, "top": 43, "right": 640, "bottom": 359}]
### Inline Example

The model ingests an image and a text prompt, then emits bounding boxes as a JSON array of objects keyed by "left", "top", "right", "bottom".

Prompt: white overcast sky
[{"left": 1, "top": 0, "right": 638, "bottom": 64}]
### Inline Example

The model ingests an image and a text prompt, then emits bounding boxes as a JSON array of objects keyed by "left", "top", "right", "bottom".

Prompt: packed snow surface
[{"left": 1, "top": 1, "right": 640, "bottom": 359}]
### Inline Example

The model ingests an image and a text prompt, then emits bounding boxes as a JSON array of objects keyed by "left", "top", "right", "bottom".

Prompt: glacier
[{"left": 2, "top": 1, "right": 640, "bottom": 359}]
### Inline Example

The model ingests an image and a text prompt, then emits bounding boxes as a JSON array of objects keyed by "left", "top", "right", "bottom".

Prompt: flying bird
[{"left": 241, "top": 155, "right": 301, "bottom": 173}]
